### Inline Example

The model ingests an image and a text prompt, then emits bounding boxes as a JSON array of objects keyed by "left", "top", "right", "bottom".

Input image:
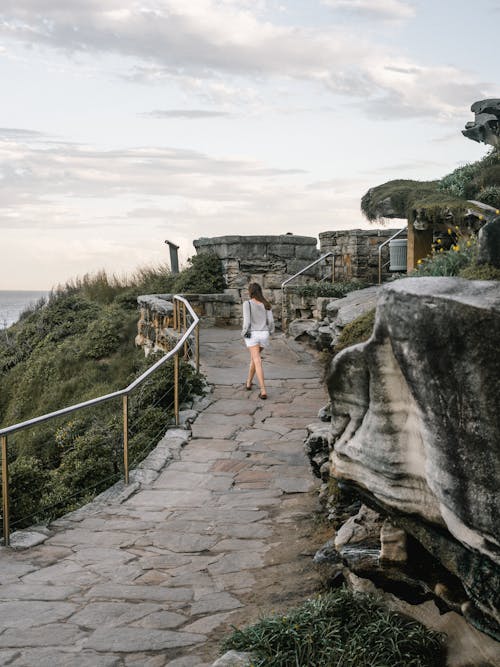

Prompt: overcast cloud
[{"left": 0, "top": 0, "right": 497, "bottom": 288}]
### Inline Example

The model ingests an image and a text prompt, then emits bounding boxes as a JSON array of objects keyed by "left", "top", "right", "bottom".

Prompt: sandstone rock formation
[{"left": 310, "top": 277, "right": 500, "bottom": 641}]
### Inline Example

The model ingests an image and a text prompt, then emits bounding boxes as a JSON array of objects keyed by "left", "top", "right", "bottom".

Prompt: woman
[{"left": 241, "top": 282, "right": 275, "bottom": 399}]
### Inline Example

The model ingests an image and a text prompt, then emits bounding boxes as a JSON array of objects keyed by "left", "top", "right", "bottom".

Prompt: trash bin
[{"left": 389, "top": 239, "right": 407, "bottom": 271}]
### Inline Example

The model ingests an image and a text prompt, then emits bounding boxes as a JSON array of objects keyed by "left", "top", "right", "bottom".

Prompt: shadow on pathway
[{"left": 0, "top": 329, "right": 328, "bottom": 667}]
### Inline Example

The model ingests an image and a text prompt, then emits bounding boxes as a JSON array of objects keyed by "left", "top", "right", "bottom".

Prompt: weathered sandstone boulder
[{"left": 322, "top": 277, "right": 500, "bottom": 640}]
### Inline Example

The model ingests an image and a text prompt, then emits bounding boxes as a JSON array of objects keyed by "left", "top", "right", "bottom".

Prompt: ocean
[{"left": 0, "top": 291, "right": 50, "bottom": 328}]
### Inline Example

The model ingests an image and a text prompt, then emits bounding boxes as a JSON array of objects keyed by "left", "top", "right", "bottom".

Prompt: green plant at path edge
[{"left": 221, "top": 587, "right": 445, "bottom": 667}]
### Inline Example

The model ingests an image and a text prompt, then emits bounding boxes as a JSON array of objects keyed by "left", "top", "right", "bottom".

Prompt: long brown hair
[{"left": 248, "top": 282, "right": 272, "bottom": 310}]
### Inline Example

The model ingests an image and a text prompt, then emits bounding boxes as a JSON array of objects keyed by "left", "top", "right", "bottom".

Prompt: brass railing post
[
  {"left": 122, "top": 394, "right": 129, "bottom": 485},
  {"left": 182, "top": 303, "right": 188, "bottom": 359},
  {"left": 195, "top": 321, "right": 200, "bottom": 372},
  {"left": 1, "top": 435, "right": 10, "bottom": 547},
  {"left": 174, "top": 353, "right": 180, "bottom": 425}
]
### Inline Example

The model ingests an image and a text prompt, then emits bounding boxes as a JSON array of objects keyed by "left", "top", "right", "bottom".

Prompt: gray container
[{"left": 389, "top": 239, "right": 407, "bottom": 271}]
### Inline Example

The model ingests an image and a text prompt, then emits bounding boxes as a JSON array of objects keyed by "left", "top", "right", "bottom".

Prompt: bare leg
[
  {"left": 249, "top": 345, "right": 266, "bottom": 396},
  {"left": 246, "top": 357, "right": 256, "bottom": 388}
]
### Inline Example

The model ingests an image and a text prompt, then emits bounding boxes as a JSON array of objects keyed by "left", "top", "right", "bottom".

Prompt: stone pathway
[{"left": 0, "top": 329, "right": 328, "bottom": 667}]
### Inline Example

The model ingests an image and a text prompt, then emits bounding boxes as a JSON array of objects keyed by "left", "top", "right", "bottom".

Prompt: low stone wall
[
  {"left": 194, "top": 234, "right": 319, "bottom": 308},
  {"left": 319, "top": 228, "right": 404, "bottom": 283},
  {"left": 136, "top": 293, "right": 241, "bottom": 353}
]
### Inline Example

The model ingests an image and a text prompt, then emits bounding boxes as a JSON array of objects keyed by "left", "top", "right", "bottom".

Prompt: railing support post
[
  {"left": 1, "top": 435, "right": 10, "bottom": 547},
  {"left": 174, "top": 353, "right": 180, "bottom": 425},
  {"left": 122, "top": 395, "right": 129, "bottom": 485},
  {"left": 182, "top": 303, "right": 188, "bottom": 359},
  {"left": 195, "top": 322, "right": 200, "bottom": 373}
]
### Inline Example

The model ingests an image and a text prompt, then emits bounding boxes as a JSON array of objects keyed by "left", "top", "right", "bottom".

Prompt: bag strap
[{"left": 247, "top": 300, "right": 252, "bottom": 333}]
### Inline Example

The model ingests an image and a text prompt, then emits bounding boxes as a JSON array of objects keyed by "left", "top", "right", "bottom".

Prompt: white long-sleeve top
[{"left": 241, "top": 300, "right": 275, "bottom": 336}]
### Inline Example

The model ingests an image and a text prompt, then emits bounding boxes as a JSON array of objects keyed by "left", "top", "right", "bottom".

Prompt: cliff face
[{"left": 320, "top": 278, "right": 500, "bottom": 640}]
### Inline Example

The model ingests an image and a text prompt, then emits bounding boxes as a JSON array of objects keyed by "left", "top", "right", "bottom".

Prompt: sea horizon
[{"left": 0, "top": 290, "right": 50, "bottom": 328}]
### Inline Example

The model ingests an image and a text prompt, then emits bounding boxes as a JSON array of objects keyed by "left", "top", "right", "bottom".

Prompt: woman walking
[{"left": 242, "top": 282, "right": 275, "bottom": 399}]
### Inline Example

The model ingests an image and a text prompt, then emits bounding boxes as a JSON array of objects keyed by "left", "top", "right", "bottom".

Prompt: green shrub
[
  {"left": 477, "top": 185, "right": 500, "bottom": 209},
  {"left": 0, "top": 273, "right": 207, "bottom": 532},
  {"left": 221, "top": 587, "right": 445, "bottom": 667},
  {"left": 334, "top": 308, "right": 376, "bottom": 354},
  {"left": 459, "top": 263, "right": 500, "bottom": 280},
  {"left": 295, "top": 281, "right": 368, "bottom": 299},
  {"left": 6, "top": 456, "right": 50, "bottom": 526},
  {"left": 172, "top": 252, "right": 225, "bottom": 293},
  {"left": 438, "top": 162, "right": 479, "bottom": 198}
]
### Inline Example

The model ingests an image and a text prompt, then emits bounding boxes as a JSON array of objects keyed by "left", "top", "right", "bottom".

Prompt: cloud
[
  {"left": 141, "top": 109, "right": 232, "bottom": 119},
  {"left": 0, "top": 1, "right": 492, "bottom": 120},
  {"left": 322, "top": 0, "right": 415, "bottom": 20}
]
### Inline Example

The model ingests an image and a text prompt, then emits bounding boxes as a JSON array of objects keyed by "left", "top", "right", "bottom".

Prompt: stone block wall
[
  {"left": 319, "top": 228, "right": 405, "bottom": 283},
  {"left": 193, "top": 235, "right": 319, "bottom": 313},
  {"left": 136, "top": 293, "right": 240, "bottom": 354}
]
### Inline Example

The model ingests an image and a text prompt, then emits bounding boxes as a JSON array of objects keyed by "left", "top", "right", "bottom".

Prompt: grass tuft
[{"left": 221, "top": 587, "right": 446, "bottom": 667}]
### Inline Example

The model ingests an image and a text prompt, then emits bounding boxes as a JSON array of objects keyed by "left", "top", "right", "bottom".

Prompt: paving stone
[
  {"left": 191, "top": 414, "right": 252, "bottom": 439},
  {"left": 21, "top": 560, "right": 100, "bottom": 586},
  {"left": 273, "top": 476, "right": 316, "bottom": 493},
  {"left": 69, "top": 601, "right": 162, "bottom": 629},
  {"left": 125, "top": 655, "right": 168, "bottom": 667},
  {"left": 127, "top": 489, "right": 213, "bottom": 509},
  {"left": 150, "top": 532, "right": 219, "bottom": 553},
  {"left": 204, "top": 400, "right": 259, "bottom": 416},
  {"left": 0, "top": 601, "right": 77, "bottom": 629},
  {"left": 153, "top": 471, "right": 213, "bottom": 490},
  {"left": 85, "top": 584, "right": 193, "bottom": 603},
  {"left": 211, "top": 539, "right": 267, "bottom": 553},
  {"left": 85, "top": 627, "right": 206, "bottom": 652},
  {"left": 165, "top": 657, "right": 211, "bottom": 667},
  {"left": 0, "top": 624, "right": 84, "bottom": 648},
  {"left": 132, "top": 610, "right": 187, "bottom": 629},
  {"left": 212, "top": 571, "right": 256, "bottom": 593},
  {"left": 214, "top": 523, "right": 273, "bottom": 539},
  {"left": 234, "top": 428, "right": 280, "bottom": 442},
  {"left": 49, "top": 528, "right": 135, "bottom": 548},
  {"left": 182, "top": 611, "right": 233, "bottom": 634},
  {"left": 208, "top": 552, "right": 264, "bottom": 575},
  {"left": 0, "top": 584, "right": 80, "bottom": 601},
  {"left": 190, "top": 592, "right": 243, "bottom": 615},
  {"left": 10, "top": 650, "right": 120, "bottom": 667}
]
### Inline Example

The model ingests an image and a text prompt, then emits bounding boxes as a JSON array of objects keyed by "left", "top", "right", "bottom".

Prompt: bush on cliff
[{"left": 0, "top": 263, "right": 207, "bottom": 533}]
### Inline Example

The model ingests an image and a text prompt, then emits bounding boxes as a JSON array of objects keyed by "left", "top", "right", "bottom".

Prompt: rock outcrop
[
  {"left": 288, "top": 285, "right": 380, "bottom": 349},
  {"left": 308, "top": 277, "right": 500, "bottom": 642}
]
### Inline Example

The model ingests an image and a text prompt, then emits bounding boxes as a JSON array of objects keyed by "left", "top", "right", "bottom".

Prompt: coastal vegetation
[
  {"left": 221, "top": 587, "right": 445, "bottom": 666},
  {"left": 0, "top": 255, "right": 224, "bottom": 534},
  {"left": 361, "top": 149, "right": 500, "bottom": 225}
]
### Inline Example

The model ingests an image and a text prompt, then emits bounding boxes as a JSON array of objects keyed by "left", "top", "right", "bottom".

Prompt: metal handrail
[
  {"left": 280, "top": 252, "right": 333, "bottom": 331},
  {"left": 378, "top": 228, "right": 406, "bottom": 285},
  {"left": 0, "top": 294, "right": 199, "bottom": 546}
]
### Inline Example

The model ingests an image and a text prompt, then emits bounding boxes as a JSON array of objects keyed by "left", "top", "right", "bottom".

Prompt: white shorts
[{"left": 244, "top": 331, "right": 270, "bottom": 349}]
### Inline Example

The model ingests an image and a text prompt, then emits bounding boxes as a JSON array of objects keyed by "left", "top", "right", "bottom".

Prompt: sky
[{"left": 0, "top": 0, "right": 498, "bottom": 289}]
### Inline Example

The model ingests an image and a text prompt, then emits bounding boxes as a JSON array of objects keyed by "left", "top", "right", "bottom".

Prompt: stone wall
[
  {"left": 194, "top": 235, "right": 319, "bottom": 316},
  {"left": 136, "top": 293, "right": 240, "bottom": 354},
  {"left": 319, "top": 228, "right": 405, "bottom": 283}
]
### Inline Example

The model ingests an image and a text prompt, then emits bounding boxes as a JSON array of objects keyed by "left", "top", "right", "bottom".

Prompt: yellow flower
[
  {"left": 447, "top": 228, "right": 452, "bottom": 234},
  {"left": 439, "top": 248, "right": 444, "bottom": 253},
  {"left": 452, "top": 244, "right": 460, "bottom": 251},
  {"left": 466, "top": 240, "right": 471, "bottom": 247},
  {"left": 417, "top": 259, "right": 422, "bottom": 264},
  {"left": 436, "top": 238, "right": 442, "bottom": 244},
  {"left": 455, "top": 225, "right": 459, "bottom": 230},
  {"left": 479, "top": 215, "right": 484, "bottom": 220},
  {"left": 496, "top": 209, "right": 500, "bottom": 215}
]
